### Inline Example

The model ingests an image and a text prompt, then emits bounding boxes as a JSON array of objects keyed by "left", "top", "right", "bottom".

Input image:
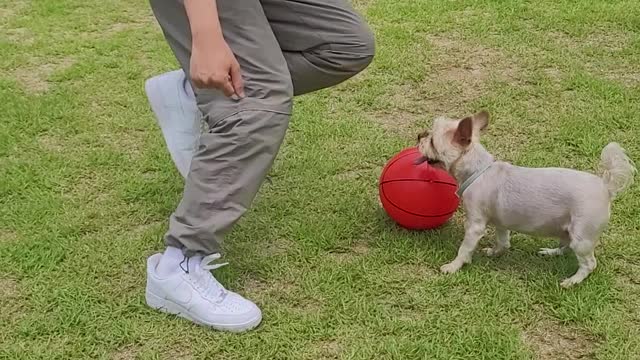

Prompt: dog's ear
[
  {"left": 417, "top": 130, "right": 429, "bottom": 144},
  {"left": 453, "top": 116, "right": 473, "bottom": 147},
  {"left": 473, "top": 110, "right": 489, "bottom": 132}
]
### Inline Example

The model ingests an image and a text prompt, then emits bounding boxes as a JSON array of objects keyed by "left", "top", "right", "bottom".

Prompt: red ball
[{"left": 379, "top": 147, "right": 460, "bottom": 230}]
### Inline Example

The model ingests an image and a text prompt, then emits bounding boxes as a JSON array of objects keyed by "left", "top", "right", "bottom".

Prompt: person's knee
[
  {"left": 355, "top": 48, "right": 375, "bottom": 75},
  {"left": 357, "top": 25, "right": 376, "bottom": 65},
  {"left": 349, "top": 45, "right": 375, "bottom": 76},
  {"left": 315, "top": 26, "right": 376, "bottom": 79},
  {"left": 345, "top": 21, "right": 376, "bottom": 72}
]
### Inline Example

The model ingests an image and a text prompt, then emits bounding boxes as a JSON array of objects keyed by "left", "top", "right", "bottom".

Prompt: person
[{"left": 143, "top": 0, "right": 375, "bottom": 332}]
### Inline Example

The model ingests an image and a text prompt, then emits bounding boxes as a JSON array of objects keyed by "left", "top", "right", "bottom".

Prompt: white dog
[{"left": 416, "top": 111, "right": 635, "bottom": 287}]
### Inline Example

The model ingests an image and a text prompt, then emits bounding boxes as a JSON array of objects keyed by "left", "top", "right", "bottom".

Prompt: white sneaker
[
  {"left": 145, "top": 253, "right": 262, "bottom": 332},
  {"left": 144, "top": 69, "right": 202, "bottom": 179}
]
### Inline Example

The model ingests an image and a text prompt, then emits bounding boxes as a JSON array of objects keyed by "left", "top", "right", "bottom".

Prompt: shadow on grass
[{"left": 371, "top": 206, "right": 589, "bottom": 285}]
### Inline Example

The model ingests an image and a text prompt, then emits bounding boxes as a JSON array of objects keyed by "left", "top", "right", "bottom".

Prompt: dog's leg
[
  {"left": 441, "top": 218, "right": 486, "bottom": 274},
  {"left": 561, "top": 250, "right": 597, "bottom": 288},
  {"left": 560, "top": 231, "right": 597, "bottom": 288},
  {"left": 483, "top": 227, "right": 510, "bottom": 256},
  {"left": 538, "top": 247, "right": 568, "bottom": 256},
  {"left": 538, "top": 233, "right": 570, "bottom": 256}
]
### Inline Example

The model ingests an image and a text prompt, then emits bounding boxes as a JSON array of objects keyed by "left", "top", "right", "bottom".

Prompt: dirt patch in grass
[
  {"left": 586, "top": 62, "right": 640, "bottom": 88},
  {"left": 422, "top": 34, "right": 520, "bottom": 113},
  {"left": 619, "top": 268, "right": 640, "bottom": 287},
  {"left": 614, "top": 262, "right": 640, "bottom": 335},
  {"left": 111, "top": 344, "right": 193, "bottom": 360},
  {"left": 367, "top": 35, "right": 521, "bottom": 136},
  {"left": 604, "top": 72, "right": 639, "bottom": 87},
  {"left": 584, "top": 30, "right": 633, "bottom": 51},
  {"left": 68, "top": 171, "right": 113, "bottom": 203},
  {"left": 111, "top": 345, "right": 139, "bottom": 360},
  {"left": 163, "top": 348, "right": 194, "bottom": 360},
  {"left": 546, "top": 30, "right": 639, "bottom": 87},
  {"left": 391, "top": 263, "right": 437, "bottom": 281},
  {"left": 351, "top": 0, "right": 375, "bottom": 12},
  {"left": 262, "top": 237, "right": 296, "bottom": 257},
  {"left": 334, "top": 166, "right": 381, "bottom": 181},
  {"left": 0, "top": 278, "right": 19, "bottom": 300},
  {"left": 13, "top": 57, "right": 75, "bottom": 94},
  {"left": 104, "top": 21, "right": 148, "bottom": 36},
  {"left": 130, "top": 221, "right": 164, "bottom": 235},
  {"left": 312, "top": 339, "right": 342, "bottom": 359},
  {"left": 613, "top": 261, "right": 640, "bottom": 292},
  {"left": 352, "top": 241, "right": 370, "bottom": 255},
  {"left": 0, "top": 277, "right": 26, "bottom": 324},
  {"left": 243, "top": 277, "right": 298, "bottom": 299},
  {"left": 4, "top": 27, "right": 34, "bottom": 45},
  {"left": 543, "top": 67, "right": 563, "bottom": 82},
  {"left": 80, "top": 11, "right": 158, "bottom": 40},
  {"left": 244, "top": 276, "right": 324, "bottom": 314},
  {"left": 107, "top": 12, "right": 158, "bottom": 34},
  {"left": 522, "top": 319, "right": 597, "bottom": 360},
  {"left": 37, "top": 134, "right": 66, "bottom": 153},
  {"left": 368, "top": 111, "right": 423, "bottom": 139},
  {"left": 0, "top": 0, "right": 30, "bottom": 21},
  {"left": 97, "top": 129, "right": 146, "bottom": 159},
  {"left": 1, "top": 229, "right": 18, "bottom": 244},
  {"left": 327, "top": 241, "right": 370, "bottom": 263},
  {"left": 549, "top": 30, "right": 633, "bottom": 53}
]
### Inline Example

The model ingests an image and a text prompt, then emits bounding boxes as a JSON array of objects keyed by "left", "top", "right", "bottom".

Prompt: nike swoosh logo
[{"left": 168, "top": 281, "right": 193, "bottom": 308}]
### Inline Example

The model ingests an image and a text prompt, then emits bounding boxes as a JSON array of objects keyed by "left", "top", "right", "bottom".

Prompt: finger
[
  {"left": 221, "top": 79, "right": 235, "bottom": 98},
  {"left": 190, "top": 75, "right": 203, "bottom": 89},
  {"left": 230, "top": 62, "right": 244, "bottom": 98}
]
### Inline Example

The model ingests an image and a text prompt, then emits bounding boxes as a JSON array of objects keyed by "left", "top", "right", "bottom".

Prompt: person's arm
[{"left": 184, "top": 0, "right": 244, "bottom": 98}]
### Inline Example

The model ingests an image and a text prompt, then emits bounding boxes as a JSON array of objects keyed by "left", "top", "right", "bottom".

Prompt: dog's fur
[{"left": 417, "top": 111, "right": 636, "bottom": 287}]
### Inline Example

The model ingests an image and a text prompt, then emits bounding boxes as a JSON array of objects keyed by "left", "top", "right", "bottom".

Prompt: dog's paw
[
  {"left": 560, "top": 277, "right": 580, "bottom": 288},
  {"left": 538, "top": 248, "right": 565, "bottom": 256},
  {"left": 483, "top": 247, "right": 502, "bottom": 257},
  {"left": 440, "top": 261, "right": 462, "bottom": 274}
]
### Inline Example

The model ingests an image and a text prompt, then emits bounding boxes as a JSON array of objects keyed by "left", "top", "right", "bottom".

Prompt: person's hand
[{"left": 190, "top": 37, "right": 244, "bottom": 99}]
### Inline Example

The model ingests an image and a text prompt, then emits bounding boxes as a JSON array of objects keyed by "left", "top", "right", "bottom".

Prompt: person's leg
[
  {"left": 145, "top": 0, "right": 374, "bottom": 332},
  {"left": 146, "top": 0, "right": 375, "bottom": 176},
  {"left": 262, "top": 0, "right": 375, "bottom": 95},
  {"left": 151, "top": 0, "right": 375, "bottom": 256},
  {"left": 146, "top": 0, "right": 293, "bottom": 332},
  {"left": 145, "top": 69, "right": 202, "bottom": 178}
]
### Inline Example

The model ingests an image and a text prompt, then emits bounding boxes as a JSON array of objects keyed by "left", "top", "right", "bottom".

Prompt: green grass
[{"left": 1, "top": 0, "right": 640, "bottom": 359}]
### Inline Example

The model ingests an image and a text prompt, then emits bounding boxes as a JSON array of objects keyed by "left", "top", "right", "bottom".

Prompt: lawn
[{"left": 1, "top": 0, "right": 640, "bottom": 359}]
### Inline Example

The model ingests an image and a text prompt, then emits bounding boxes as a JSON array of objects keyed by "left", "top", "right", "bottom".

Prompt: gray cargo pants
[{"left": 149, "top": 0, "right": 375, "bottom": 255}]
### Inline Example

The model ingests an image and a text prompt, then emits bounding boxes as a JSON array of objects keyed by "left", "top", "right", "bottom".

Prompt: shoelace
[
  {"left": 200, "top": 253, "right": 229, "bottom": 271},
  {"left": 192, "top": 253, "right": 229, "bottom": 302}
]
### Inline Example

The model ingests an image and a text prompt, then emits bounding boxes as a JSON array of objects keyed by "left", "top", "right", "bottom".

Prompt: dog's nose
[{"left": 414, "top": 156, "right": 429, "bottom": 165}]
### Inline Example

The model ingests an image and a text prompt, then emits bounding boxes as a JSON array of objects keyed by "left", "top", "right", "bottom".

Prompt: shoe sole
[
  {"left": 144, "top": 74, "right": 197, "bottom": 178},
  {"left": 145, "top": 289, "right": 262, "bottom": 333},
  {"left": 144, "top": 72, "right": 197, "bottom": 128},
  {"left": 144, "top": 75, "right": 172, "bottom": 128}
]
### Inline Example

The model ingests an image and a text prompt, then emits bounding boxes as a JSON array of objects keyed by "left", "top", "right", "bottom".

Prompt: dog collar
[{"left": 456, "top": 162, "right": 494, "bottom": 198}]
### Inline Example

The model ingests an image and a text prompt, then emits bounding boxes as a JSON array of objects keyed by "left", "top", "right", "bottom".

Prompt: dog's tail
[{"left": 599, "top": 142, "right": 636, "bottom": 199}]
